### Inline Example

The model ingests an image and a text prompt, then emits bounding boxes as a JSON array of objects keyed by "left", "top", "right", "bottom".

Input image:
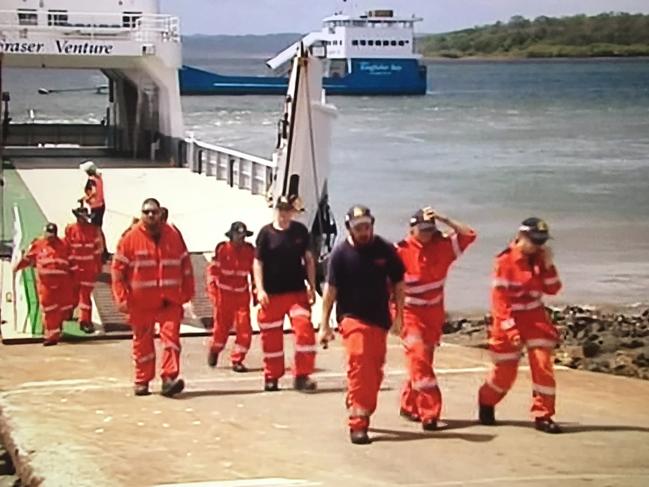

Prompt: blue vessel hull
[{"left": 179, "top": 59, "right": 427, "bottom": 96}]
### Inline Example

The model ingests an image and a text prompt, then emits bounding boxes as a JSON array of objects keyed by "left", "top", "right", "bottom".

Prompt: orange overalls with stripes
[
  {"left": 65, "top": 222, "right": 102, "bottom": 324},
  {"left": 479, "top": 243, "right": 562, "bottom": 419}
]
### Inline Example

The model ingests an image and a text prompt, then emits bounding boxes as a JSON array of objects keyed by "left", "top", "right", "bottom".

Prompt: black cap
[
  {"left": 44, "top": 223, "right": 58, "bottom": 235},
  {"left": 345, "top": 205, "right": 374, "bottom": 228},
  {"left": 275, "top": 194, "right": 303, "bottom": 212},
  {"left": 520, "top": 217, "right": 551, "bottom": 244},
  {"left": 226, "top": 221, "right": 253, "bottom": 238},
  {"left": 409, "top": 208, "right": 437, "bottom": 230},
  {"left": 72, "top": 206, "right": 91, "bottom": 223}
]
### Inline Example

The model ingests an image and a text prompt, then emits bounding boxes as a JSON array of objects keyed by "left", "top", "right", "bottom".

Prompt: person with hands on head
[
  {"left": 395, "top": 206, "right": 476, "bottom": 431},
  {"left": 253, "top": 194, "right": 318, "bottom": 393},
  {"left": 478, "top": 217, "right": 563, "bottom": 434},
  {"left": 319, "top": 205, "right": 405, "bottom": 445}
]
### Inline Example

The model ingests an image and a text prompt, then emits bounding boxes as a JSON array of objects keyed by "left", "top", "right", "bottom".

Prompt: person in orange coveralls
[
  {"left": 112, "top": 198, "right": 195, "bottom": 397},
  {"left": 395, "top": 207, "right": 476, "bottom": 430},
  {"left": 478, "top": 217, "right": 563, "bottom": 434},
  {"left": 65, "top": 207, "right": 103, "bottom": 334},
  {"left": 13, "top": 223, "right": 75, "bottom": 346},
  {"left": 206, "top": 221, "right": 255, "bottom": 373},
  {"left": 319, "top": 205, "right": 405, "bottom": 445}
]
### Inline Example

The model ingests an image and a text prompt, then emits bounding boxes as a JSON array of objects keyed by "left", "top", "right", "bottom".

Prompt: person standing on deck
[
  {"left": 253, "top": 195, "right": 318, "bottom": 393},
  {"left": 79, "top": 161, "right": 108, "bottom": 261},
  {"left": 65, "top": 206, "right": 103, "bottom": 334},
  {"left": 478, "top": 217, "right": 563, "bottom": 434},
  {"left": 13, "top": 223, "right": 75, "bottom": 346},
  {"left": 395, "top": 207, "right": 477, "bottom": 430},
  {"left": 111, "top": 198, "right": 195, "bottom": 397},
  {"left": 206, "top": 221, "right": 255, "bottom": 372},
  {"left": 319, "top": 205, "right": 406, "bottom": 445}
]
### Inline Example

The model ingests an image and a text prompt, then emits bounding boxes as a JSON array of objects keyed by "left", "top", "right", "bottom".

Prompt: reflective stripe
[
  {"left": 38, "top": 269, "right": 68, "bottom": 276},
  {"left": 490, "top": 351, "right": 521, "bottom": 363},
  {"left": 295, "top": 344, "right": 317, "bottom": 353},
  {"left": 404, "top": 295, "right": 443, "bottom": 307},
  {"left": 70, "top": 254, "right": 95, "bottom": 261},
  {"left": 131, "top": 280, "right": 158, "bottom": 289},
  {"left": 450, "top": 233, "right": 462, "bottom": 258},
  {"left": 217, "top": 282, "right": 248, "bottom": 293},
  {"left": 131, "top": 260, "right": 157, "bottom": 268},
  {"left": 486, "top": 378, "right": 505, "bottom": 394},
  {"left": 402, "top": 334, "right": 422, "bottom": 347},
  {"left": 42, "top": 304, "right": 58, "bottom": 312},
  {"left": 258, "top": 320, "right": 284, "bottom": 330},
  {"left": 289, "top": 306, "right": 311, "bottom": 318},
  {"left": 69, "top": 243, "right": 84, "bottom": 248},
  {"left": 134, "top": 250, "right": 149, "bottom": 256},
  {"left": 78, "top": 304, "right": 91, "bottom": 310},
  {"left": 160, "top": 259, "right": 181, "bottom": 266},
  {"left": 405, "top": 278, "right": 446, "bottom": 295},
  {"left": 80, "top": 281, "right": 95, "bottom": 287},
  {"left": 233, "top": 345, "right": 248, "bottom": 353},
  {"left": 533, "top": 383, "right": 556, "bottom": 396},
  {"left": 160, "top": 279, "right": 181, "bottom": 287},
  {"left": 492, "top": 278, "right": 522, "bottom": 289},
  {"left": 526, "top": 338, "right": 557, "bottom": 348},
  {"left": 180, "top": 252, "right": 189, "bottom": 260},
  {"left": 136, "top": 353, "right": 155, "bottom": 364},
  {"left": 404, "top": 274, "right": 419, "bottom": 284},
  {"left": 83, "top": 243, "right": 95, "bottom": 249},
  {"left": 544, "top": 277, "right": 560, "bottom": 286},
  {"left": 60, "top": 305, "right": 73, "bottom": 311},
  {"left": 183, "top": 269, "right": 192, "bottom": 276},
  {"left": 511, "top": 300, "right": 543, "bottom": 311},
  {"left": 264, "top": 351, "right": 284, "bottom": 359},
  {"left": 348, "top": 406, "right": 370, "bottom": 417},
  {"left": 412, "top": 378, "right": 438, "bottom": 391},
  {"left": 113, "top": 254, "right": 130, "bottom": 264},
  {"left": 164, "top": 343, "right": 181, "bottom": 352},
  {"left": 39, "top": 258, "right": 69, "bottom": 266},
  {"left": 500, "top": 318, "right": 516, "bottom": 330}
]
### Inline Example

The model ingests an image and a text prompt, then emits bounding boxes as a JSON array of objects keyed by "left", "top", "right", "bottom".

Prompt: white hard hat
[{"left": 79, "top": 160, "right": 97, "bottom": 173}]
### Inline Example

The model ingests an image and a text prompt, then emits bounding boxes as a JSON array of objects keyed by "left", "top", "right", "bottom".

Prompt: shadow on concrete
[
  {"left": 369, "top": 427, "right": 495, "bottom": 443},
  {"left": 453, "top": 418, "right": 649, "bottom": 435}
]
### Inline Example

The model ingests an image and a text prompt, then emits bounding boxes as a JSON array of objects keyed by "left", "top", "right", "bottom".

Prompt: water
[{"left": 4, "top": 59, "right": 649, "bottom": 311}]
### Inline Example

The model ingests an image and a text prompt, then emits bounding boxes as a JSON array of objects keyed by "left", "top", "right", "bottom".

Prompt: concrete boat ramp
[{"left": 1, "top": 158, "right": 649, "bottom": 486}]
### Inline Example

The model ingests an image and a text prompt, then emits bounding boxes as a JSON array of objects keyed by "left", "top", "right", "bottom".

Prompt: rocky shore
[{"left": 443, "top": 306, "right": 649, "bottom": 381}]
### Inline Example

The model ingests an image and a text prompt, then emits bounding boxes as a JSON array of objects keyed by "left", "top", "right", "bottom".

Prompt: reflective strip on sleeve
[
  {"left": 295, "top": 344, "right": 317, "bottom": 353},
  {"left": 131, "top": 280, "right": 158, "bottom": 289},
  {"left": 160, "top": 258, "right": 181, "bottom": 266},
  {"left": 264, "top": 351, "right": 285, "bottom": 359},
  {"left": 533, "top": 383, "right": 556, "bottom": 396},
  {"left": 80, "top": 281, "right": 95, "bottom": 287},
  {"left": 217, "top": 282, "right": 248, "bottom": 293},
  {"left": 405, "top": 278, "right": 446, "bottom": 295},
  {"left": 160, "top": 279, "right": 181, "bottom": 287},
  {"left": 511, "top": 300, "right": 543, "bottom": 311},
  {"left": 412, "top": 377, "right": 438, "bottom": 391},
  {"left": 526, "top": 338, "right": 557, "bottom": 349},
  {"left": 490, "top": 351, "right": 521, "bottom": 363},
  {"left": 544, "top": 277, "right": 560, "bottom": 286},
  {"left": 258, "top": 320, "right": 284, "bottom": 330},
  {"left": 131, "top": 259, "right": 157, "bottom": 268},
  {"left": 500, "top": 318, "right": 516, "bottom": 330},
  {"left": 404, "top": 295, "right": 443, "bottom": 307},
  {"left": 42, "top": 304, "right": 59, "bottom": 312},
  {"left": 289, "top": 306, "right": 311, "bottom": 318}
]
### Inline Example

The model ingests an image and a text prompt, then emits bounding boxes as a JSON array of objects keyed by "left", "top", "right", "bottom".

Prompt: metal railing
[
  {"left": 0, "top": 10, "right": 180, "bottom": 43},
  {"left": 183, "top": 136, "right": 275, "bottom": 196}
]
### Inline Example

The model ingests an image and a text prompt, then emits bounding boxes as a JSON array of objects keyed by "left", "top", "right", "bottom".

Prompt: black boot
[
  {"left": 422, "top": 420, "right": 438, "bottom": 431},
  {"left": 294, "top": 375, "right": 317, "bottom": 393},
  {"left": 350, "top": 430, "right": 371, "bottom": 445},
  {"left": 134, "top": 383, "right": 150, "bottom": 396},
  {"left": 161, "top": 378, "right": 185, "bottom": 397},
  {"left": 400, "top": 408, "right": 421, "bottom": 422},
  {"left": 264, "top": 378, "right": 279, "bottom": 392},
  {"left": 479, "top": 404, "right": 496, "bottom": 425},
  {"left": 232, "top": 362, "right": 248, "bottom": 373},
  {"left": 80, "top": 321, "right": 95, "bottom": 334},
  {"left": 535, "top": 418, "right": 562, "bottom": 434},
  {"left": 207, "top": 349, "right": 219, "bottom": 368}
]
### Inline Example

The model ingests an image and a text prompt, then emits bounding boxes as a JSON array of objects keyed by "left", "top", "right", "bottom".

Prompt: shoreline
[{"left": 421, "top": 55, "right": 649, "bottom": 63}]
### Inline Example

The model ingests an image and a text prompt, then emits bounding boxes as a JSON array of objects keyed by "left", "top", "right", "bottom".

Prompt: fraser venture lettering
[
  {"left": 55, "top": 40, "right": 114, "bottom": 55},
  {"left": 0, "top": 41, "right": 45, "bottom": 54}
]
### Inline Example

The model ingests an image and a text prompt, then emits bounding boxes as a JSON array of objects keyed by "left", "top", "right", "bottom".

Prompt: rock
[
  {"left": 582, "top": 341, "right": 601, "bottom": 358},
  {"left": 633, "top": 353, "right": 649, "bottom": 368},
  {"left": 620, "top": 339, "right": 645, "bottom": 349}
]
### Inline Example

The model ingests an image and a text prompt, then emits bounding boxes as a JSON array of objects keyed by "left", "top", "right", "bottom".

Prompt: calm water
[{"left": 5, "top": 58, "right": 649, "bottom": 311}]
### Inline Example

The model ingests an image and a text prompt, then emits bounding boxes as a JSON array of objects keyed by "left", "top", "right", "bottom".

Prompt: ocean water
[{"left": 4, "top": 58, "right": 649, "bottom": 311}]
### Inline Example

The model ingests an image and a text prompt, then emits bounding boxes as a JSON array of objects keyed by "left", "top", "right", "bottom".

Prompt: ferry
[{"left": 179, "top": 9, "right": 428, "bottom": 96}]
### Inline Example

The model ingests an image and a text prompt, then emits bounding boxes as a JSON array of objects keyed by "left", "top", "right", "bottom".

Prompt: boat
[{"left": 179, "top": 9, "right": 428, "bottom": 96}]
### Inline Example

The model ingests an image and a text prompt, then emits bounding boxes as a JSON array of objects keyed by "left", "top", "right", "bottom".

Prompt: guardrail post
[{"left": 228, "top": 158, "right": 235, "bottom": 187}]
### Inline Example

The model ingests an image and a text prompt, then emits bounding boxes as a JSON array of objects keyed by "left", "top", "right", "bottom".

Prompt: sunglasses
[
  {"left": 142, "top": 209, "right": 160, "bottom": 215},
  {"left": 530, "top": 238, "right": 548, "bottom": 246}
]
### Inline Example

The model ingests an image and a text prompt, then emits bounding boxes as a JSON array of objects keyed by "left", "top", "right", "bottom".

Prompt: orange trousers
[
  {"left": 129, "top": 304, "right": 183, "bottom": 385},
  {"left": 479, "top": 308, "right": 558, "bottom": 418},
  {"left": 400, "top": 307, "right": 444, "bottom": 422},
  {"left": 38, "top": 283, "right": 73, "bottom": 343},
  {"left": 72, "top": 276, "right": 97, "bottom": 323},
  {"left": 341, "top": 317, "right": 388, "bottom": 432},
  {"left": 210, "top": 291, "right": 252, "bottom": 364},
  {"left": 257, "top": 291, "right": 316, "bottom": 380}
]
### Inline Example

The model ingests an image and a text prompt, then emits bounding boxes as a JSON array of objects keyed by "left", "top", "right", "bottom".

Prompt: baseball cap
[
  {"left": 275, "top": 194, "right": 304, "bottom": 212},
  {"left": 520, "top": 217, "right": 551, "bottom": 244},
  {"left": 225, "top": 221, "right": 253, "bottom": 238},
  {"left": 409, "top": 207, "right": 437, "bottom": 231},
  {"left": 345, "top": 205, "right": 374, "bottom": 228},
  {"left": 72, "top": 206, "right": 91, "bottom": 223},
  {"left": 44, "top": 223, "right": 58, "bottom": 236},
  {"left": 79, "top": 160, "right": 97, "bottom": 173}
]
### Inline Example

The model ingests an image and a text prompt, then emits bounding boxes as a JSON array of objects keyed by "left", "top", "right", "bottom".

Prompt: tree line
[{"left": 417, "top": 12, "right": 649, "bottom": 58}]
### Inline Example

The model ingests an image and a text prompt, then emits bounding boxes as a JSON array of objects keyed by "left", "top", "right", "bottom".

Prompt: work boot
[
  {"left": 422, "top": 420, "right": 438, "bottom": 431},
  {"left": 479, "top": 404, "right": 496, "bottom": 425},
  {"left": 134, "top": 383, "right": 150, "bottom": 396},
  {"left": 161, "top": 378, "right": 185, "bottom": 398},
  {"left": 232, "top": 362, "right": 248, "bottom": 373},
  {"left": 79, "top": 321, "right": 95, "bottom": 334},
  {"left": 264, "top": 379, "right": 279, "bottom": 392},
  {"left": 43, "top": 339, "right": 59, "bottom": 347},
  {"left": 349, "top": 430, "right": 371, "bottom": 445},
  {"left": 535, "top": 418, "right": 562, "bottom": 434},
  {"left": 207, "top": 349, "right": 219, "bottom": 368},
  {"left": 400, "top": 408, "right": 420, "bottom": 422},
  {"left": 293, "top": 375, "right": 317, "bottom": 393}
]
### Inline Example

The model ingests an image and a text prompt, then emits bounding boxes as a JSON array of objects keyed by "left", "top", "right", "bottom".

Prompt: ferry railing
[
  {"left": 183, "top": 136, "right": 275, "bottom": 196},
  {"left": 0, "top": 11, "right": 179, "bottom": 43}
]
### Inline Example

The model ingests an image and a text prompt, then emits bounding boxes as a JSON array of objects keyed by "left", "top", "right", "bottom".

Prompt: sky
[{"left": 160, "top": 0, "right": 649, "bottom": 35}]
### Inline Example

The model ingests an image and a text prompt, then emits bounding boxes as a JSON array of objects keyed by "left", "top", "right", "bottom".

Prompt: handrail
[{"left": 183, "top": 136, "right": 275, "bottom": 197}]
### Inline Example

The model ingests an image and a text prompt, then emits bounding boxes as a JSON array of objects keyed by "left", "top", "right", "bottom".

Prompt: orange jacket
[
  {"left": 206, "top": 241, "right": 254, "bottom": 301},
  {"left": 86, "top": 174, "right": 105, "bottom": 208},
  {"left": 396, "top": 230, "right": 476, "bottom": 308},
  {"left": 16, "top": 237, "right": 75, "bottom": 289},
  {"left": 491, "top": 243, "right": 562, "bottom": 335},
  {"left": 65, "top": 222, "right": 102, "bottom": 280},
  {"left": 111, "top": 222, "right": 195, "bottom": 311}
]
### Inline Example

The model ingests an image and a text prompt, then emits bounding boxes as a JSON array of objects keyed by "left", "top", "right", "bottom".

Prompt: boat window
[
  {"left": 368, "top": 40, "right": 374, "bottom": 46},
  {"left": 47, "top": 10, "right": 69, "bottom": 27},
  {"left": 123, "top": 11, "right": 142, "bottom": 28},
  {"left": 17, "top": 9, "right": 38, "bottom": 26},
  {"left": 398, "top": 40, "right": 405, "bottom": 46},
  {"left": 352, "top": 40, "right": 358, "bottom": 46},
  {"left": 360, "top": 40, "right": 366, "bottom": 46},
  {"left": 383, "top": 40, "right": 390, "bottom": 46},
  {"left": 391, "top": 40, "right": 397, "bottom": 46}
]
